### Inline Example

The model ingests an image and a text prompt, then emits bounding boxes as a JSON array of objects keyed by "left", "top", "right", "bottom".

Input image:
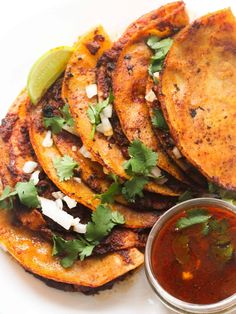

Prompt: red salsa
[{"left": 151, "top": 206, "right": 236, "bottom": 304}]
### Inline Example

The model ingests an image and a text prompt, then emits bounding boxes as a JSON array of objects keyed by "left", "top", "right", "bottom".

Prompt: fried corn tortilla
[
  {"left": 62, "top": 26, "right": 181, "bottom": 196},
  {"left": 145, "top": 78, "right": 207, "bottom": 188},
  {"left": 111, "top": 7, "right": 189, "bottom": 184},
  {"left": 0, "top": 209, "right": 144, "bottom": 289},
  {"left": 159, "top": 9, "right": 236, "bottom": 191},
  {"left": 29, "top": 100, "right": 160, "bottom": 229}
]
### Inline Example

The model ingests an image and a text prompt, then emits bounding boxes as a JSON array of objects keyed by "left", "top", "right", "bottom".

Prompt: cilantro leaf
[
  {"left": 52, "top": 204, "right": 125, "bottom": 268},
  {"left": 52, "top": 235, "right": 95, "bottom": 268},
  {"left": 44, "top": 116, "right": 65, "bottom": 134},
  {"left": 53, "top": 155, "right": 78, "bottom": 181},
  {"left": 0, "top": 186, "right": 17, "bottom": 209},
  {"left": 122, "top": 176, "right": 149, "bottom": 203},
  {"left": 111, "top": 211, "right": 125, "bottom": 224},
  {"left": 176, "top": 208, "right": 211, "bottom": 230},
  {"left": 97, "top": 181, "right": 122, "bottom": 204},
  {"left": 123, "top": 140, "right": 158, "bottom": 176},
  {"left": 146, "top": 36, "right": 173, "bottom": 81},
  {"left": 87, "top": 91, "right": 114, "bottom": 139},
  {"left": 86, "top": 204, "right": 125, "bottom": 242},
  {"left": 44, "top": 104, "right": 74, "bottom": 134},
  {"left": 15, "top": 181, "right": 39, "bottom": 208},
  {"left": 60, "top": 104, "right": 74, "bottom": 127},
  {"left": 96, "top": 174, "right": 122, "bottom": 204},
  {"left": 152, "top": 108, "right": 168, "bottom": 130}
]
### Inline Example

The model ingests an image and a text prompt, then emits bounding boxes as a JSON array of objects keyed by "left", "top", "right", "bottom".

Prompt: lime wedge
[{"left": 27, "top": 46, "right": 74, "bottom": 104}]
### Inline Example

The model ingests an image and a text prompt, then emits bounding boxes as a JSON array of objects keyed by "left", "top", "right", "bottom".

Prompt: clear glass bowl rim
[{"left": 145, "top": 197, "right": 236, "bottom": 314}]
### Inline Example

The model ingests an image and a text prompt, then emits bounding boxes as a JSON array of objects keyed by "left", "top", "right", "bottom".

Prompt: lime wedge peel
[{"left": 27, "top": 46, "right": 74, "bottom": 104}]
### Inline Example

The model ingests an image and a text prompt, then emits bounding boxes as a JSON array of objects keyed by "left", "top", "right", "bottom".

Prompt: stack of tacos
[{"left": 0, "top": 1, "right": 235, "bottom": 293}]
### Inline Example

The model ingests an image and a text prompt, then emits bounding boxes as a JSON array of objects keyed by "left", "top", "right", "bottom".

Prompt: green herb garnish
[
  {"left": 176, "top": 208, "right": 211, "bottom": 230},
  {"left": 123, "top": 140, "right": 158, "bottom": 176},
  {"left": 122, "top": 176, "right": 149, "bottom": 203},
  {"left": 178, "top": 190, "right": 193, "bottom": 203},
  {"left": 0, "top": 181, "right": 39, "bottom": 209},
  {"left": 96, "top": 175, "right": 122, "bottom": 204},
  {"left": 151, "top": 108, "right": 168, "bottom": 130},
  {"left": 0, "top": 186, "right": 17, "bottom": 209},
  {"left": 53, "top": 155, "right": 78, "bottom": 181},
  {"left": 52, "top": 204, "right": 125, "bottom": 268},
  {"left": 44, "top": 104, "right": 74, "bottom": 134},
  {"left": 87, "top": 91, "right": 114, "bottom": 140},
  {"left": 147, "top": 36, "right": 173, "bottom": 82}
]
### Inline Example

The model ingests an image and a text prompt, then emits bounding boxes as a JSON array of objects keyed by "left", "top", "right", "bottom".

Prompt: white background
[{"left": 0, "top": 0, "right": 235, "bottom": 313}]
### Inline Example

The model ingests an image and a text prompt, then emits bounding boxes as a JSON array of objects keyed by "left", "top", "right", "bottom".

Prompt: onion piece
[
  {"left": 23, "top": 161, "right": 38, "bottom": 174},
  {"left": 42, "top": 130, "right": 53, "bottom": 147},
  {"left": 79, "top": 145, "right": 91, "bottom": 159},
  {"left": 172, "top": 146, "right": 182, "bottom": 159},
  {"left": 102, "top": 104, "right": 113, "bottom": 118},
  {"left": 30, "top": 170, "right": 40, "bottom": 185},
  {"left": 86, "top": 84, "right": 97, "bottom": 99}
]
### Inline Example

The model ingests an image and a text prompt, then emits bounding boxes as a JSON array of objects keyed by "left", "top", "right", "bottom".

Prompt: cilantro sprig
[
  {"left": 0, "top": 181, "right": 39, "bottom": 209},
  {"left": 151, "top": 108, "right": 168, "bottom": 130},
  {"left": 53, "top": 155, "right": 78, "bottom": 181},
  {"left": 146, "top": 36, "right": 173, "bottom": 82},
  {"left": 52, "top": 204, "right": 125, "bottom": 268},
  {"left": 176, "top": 208, "right": 211, "bottom": 230},
  {"left": 123, "top": 140, "right": 158, "bottom": 176},
  {"left": 87, "top": 91, "right": 114, "bottom": 140},
  {"left": 44, "top": 104, "right": 74, "bottom": 134}
]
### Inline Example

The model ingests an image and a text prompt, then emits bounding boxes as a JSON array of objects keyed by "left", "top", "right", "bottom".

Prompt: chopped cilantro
[
  {"left": 0, "top": 186, "right": 17, "bottom": 209},
  {"left": 151, "top": 108, "right": 168, "bottom": 130},
  {"left": 52, "top": 235, "right": 95, "bottom": 268},
  {"left": 0, "top": 181, "right": 39, "bottom": 209},
  {"left": 15, "top": 181, "right": 39, "bottom": 208},
  {"left": 87, "top": 91, "right": 114, "bottom": 140},
  {"left": 176, "top": 208, "right": 211, "bottom": 230},
  {"left": 43, "top": 104, "right": 74, "bottom": 134},
  {"left": 44, "top": 116, "right": 65, "bottom": 134},
  {"left": 53, "top": 155, "right": 78, "bottom": 181},
  {"left": 52, "top": 204, "right": 125, "bottom": 268},
  {"left": 60, "top": 104, "right": 74, "bottom": 127},
  {"left": 123, "top": 140, "right": 158, "bottom": 176},
  {"left": 122, "top": 176, "right": 149, "bottom": 203},
  {"left": 96, "top": 175, "right": 122, "bottom": 204},
  {"left": 146, "top": 36, "right": 173, "bottom": 82}
]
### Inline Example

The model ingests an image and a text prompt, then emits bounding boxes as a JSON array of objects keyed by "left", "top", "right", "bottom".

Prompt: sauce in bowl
[{"left": 151, "top": 205, "right": 236, "bottom": 305}]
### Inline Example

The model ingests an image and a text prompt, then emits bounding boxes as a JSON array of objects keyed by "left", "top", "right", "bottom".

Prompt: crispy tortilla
[
  {"left": 159, "top": 9, "right": 236, "bottom": 191},
  {"left": 112, "top": 40, "right": 189, "bottom": 184},
  {"left": 145, "top": 78, "right": 207, "bottom": 188},
  {"left": 29, "top": 103, "right": 160, "bottom": 229},
  {"left": 62, "top": 26, "right": 180, "bottom": 196},
  {"left": 0, "top": 210, "right": 143, "bottom": 289}
]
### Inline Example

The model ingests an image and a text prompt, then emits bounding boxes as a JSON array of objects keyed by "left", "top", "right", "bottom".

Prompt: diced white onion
[
  {"left": 98, "top": 114, "right": 113, "bottom": 136},
  {"left": 30, "top": 170, "right": 40, "bottom": 185},
  {"left": 39, "top": 197, "right": 74, "bottom": 230},
  {"left": 102, "top": 104, "right": 113, "bottom": 118},
  {"left": 23, "top": 161, "right": 38, "bottom": 174},
  {"left": 153, "top": 72, "right": 160, "bottom": 80},
  {"left": 72, "top": 145, "right": 77, "bottom": 152},
  {"left": 62, "top": 125, "right": 78, "bottom": 136},
  {"left": 42, "top": 130, "right": 53, "bottom": 147},
  {"left": 79, "top": 145, "right": 91, "bottom": 159},
  {"left": 86, "top": 84, "right": 97, "bottom": 99},
  {"left": 150, "top": 166, "right": 162, "bottom": 178},
  {"left": 63, "top": 195, "right": 77, "bottom": 209},
  {"left": 73, "top": 222, "right": 87, "bottom": 234},
  {"left": 172, "top": 146, "right": 182, "bottom": 159},
  {"left": 73, "top": 177, "right": 82, "bottom": 183},
  {"left": 55, "top": 198, "right": 63, "bottom": 211},
  {"left": 52, "top": 191, "right": 65, "bottom": 199},
  {"left": 71, "top": 217, "right": 80, "bottom": 226},
  {"left": 145, "top": 90, "right": 157, "bottom": 102}
]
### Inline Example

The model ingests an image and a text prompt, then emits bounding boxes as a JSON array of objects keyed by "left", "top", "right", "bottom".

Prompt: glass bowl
[{"left": 145, "top": 198, "right": 236, "bottom": 314}]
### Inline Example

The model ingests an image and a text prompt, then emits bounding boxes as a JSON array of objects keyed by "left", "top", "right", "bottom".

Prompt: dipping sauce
[{"left": 151, "top": 205, "right": 236, "bottom": 304}]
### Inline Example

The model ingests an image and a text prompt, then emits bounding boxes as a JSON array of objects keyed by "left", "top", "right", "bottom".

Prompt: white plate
[{"left": 0, "top": 0, "right": 235, "bottom": 313}]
